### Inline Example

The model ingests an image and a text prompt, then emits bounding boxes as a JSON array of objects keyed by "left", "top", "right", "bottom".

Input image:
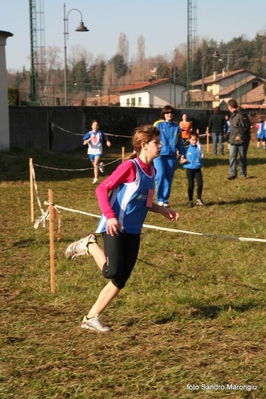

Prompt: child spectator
[
  {"left": 183, "top": 132, "right": 204, "bottom": 207},
  {"left": 179, "top": 113, "right": 192, "bottom": 144},
  {"left": 256, "top": 118, "right": 266, "bottom": 149},
  {"left": 224, "top": 114, "right": 231, "bottom": 149}
]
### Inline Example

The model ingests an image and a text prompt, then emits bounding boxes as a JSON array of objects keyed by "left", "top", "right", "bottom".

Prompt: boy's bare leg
[{"left": 94, "top": 156, "right": 100, "bottom": 179}]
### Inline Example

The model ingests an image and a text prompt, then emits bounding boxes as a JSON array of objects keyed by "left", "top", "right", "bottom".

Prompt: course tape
[
  {"left": 42, "top": 204, "right": 266, "bottom": 244},
  {"left": 51, "top": 121, "right": 207, "bottom": 140},
  {"left": 33, "top": 158, "right": 121, "bottom": 172},
  {"left": 142, "top": 223, "right": 266, "bottom": 243},
  {"left": 51, "top": 121, "right": 132, "bottom": 139}
]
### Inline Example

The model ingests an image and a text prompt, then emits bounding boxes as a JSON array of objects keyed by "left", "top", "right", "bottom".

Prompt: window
[
  {"left": 131, "top": 98, "right": 136, "bottom": 107},
  {"left": 252, "top": 82, "right": 258, "bottom": 89},
  {"left": 126, "top": 98, "right": 130, "bottom": 106},
  {"left": 138, "top": 97, "right": 142, "bottom": 105}
]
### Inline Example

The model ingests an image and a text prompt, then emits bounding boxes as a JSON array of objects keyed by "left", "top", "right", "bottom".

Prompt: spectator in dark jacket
[{"left": 208, "top": 106, "right": 226, "bottom": 155}]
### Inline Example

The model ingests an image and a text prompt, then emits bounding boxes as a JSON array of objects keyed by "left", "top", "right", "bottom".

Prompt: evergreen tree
[
  {"left": 71, "top": 58, "right": 90, "bottom": 91},
  {"left": 109, "top": 54, "right": 128, "bottom": 78}
]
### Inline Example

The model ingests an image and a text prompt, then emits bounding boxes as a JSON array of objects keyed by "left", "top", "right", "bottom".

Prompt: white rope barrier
[
  {"left": 48, "top": 203, "right": 101, "bottom": 219},
  {"left": 35, "top": 202, "right": 266, "bottom": 244},
  {"left": 51, "top": 121, "right": 132, "bottom": 139},
  {"left": 142, "top": 223, "right": 266, "bottom": 243},
  {"left": 33, "top": 157, "right": 122, "bottom": 172}
]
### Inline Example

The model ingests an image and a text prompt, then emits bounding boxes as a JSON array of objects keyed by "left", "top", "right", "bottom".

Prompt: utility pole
[
  {"left": 29, "top": 0, "right": 45, "bottom": 102},
  {"left": 173, "top": 47, "right": 177, "bottom": 108},
  {"left": 186, "top": 0, "right": 197, "bottom": 107}
]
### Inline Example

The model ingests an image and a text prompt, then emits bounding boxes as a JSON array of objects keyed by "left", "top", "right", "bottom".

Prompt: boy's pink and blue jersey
[{"left": 95, "top": 158, "right": 155, "bottom": 234}]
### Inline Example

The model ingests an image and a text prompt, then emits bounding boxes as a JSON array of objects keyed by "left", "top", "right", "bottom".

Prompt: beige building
[{"left": 190, "top": 69, "right": 266, "bottom": 108}]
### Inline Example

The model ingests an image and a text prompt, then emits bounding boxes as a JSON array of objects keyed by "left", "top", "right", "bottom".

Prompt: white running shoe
[
  {"left": 65, "top": 233, "right": 97, "bottom": 259},
  {"left": 99, "top": 162, "right": 104, "bottom": 173},
  {"left": 92, "top": 178, "right": 98, "bottom": 184},
  {"left": 81, "top": 315, "right": 111, "bottom": 332},
  {"left": 196, "top": 199, "right": 205, "bottom": 206},
  {"left": 157, "top": 202, "right": 164, "bottom": 206}
]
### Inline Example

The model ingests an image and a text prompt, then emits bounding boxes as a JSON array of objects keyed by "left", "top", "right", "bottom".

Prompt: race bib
[{"left": 146, "top": 189, "right": 154, "bottom": 208}]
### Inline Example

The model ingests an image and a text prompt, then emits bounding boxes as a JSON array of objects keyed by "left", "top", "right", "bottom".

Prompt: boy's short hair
[{"left": 228, "top": 99, "right": 238, "bottom": 109}]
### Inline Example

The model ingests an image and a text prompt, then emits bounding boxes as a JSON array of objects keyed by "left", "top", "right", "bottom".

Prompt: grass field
[{"left": 1, "top": 141, "right": 266, "bottom": 399}]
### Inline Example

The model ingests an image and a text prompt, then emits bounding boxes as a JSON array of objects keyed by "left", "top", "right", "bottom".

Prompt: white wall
[
  {"left": 0, "top": 31, "right": 13, "bottom": 152},
  {"left": 119, "top": 83, "right": 185, "bottom": 108},
  {"left": 120, "top": 92, "right": 150, "bottom": 107}
]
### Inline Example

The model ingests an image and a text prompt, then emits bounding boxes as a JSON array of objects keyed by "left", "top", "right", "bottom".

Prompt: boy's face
[
  {"left": 189, "top": 136, "right": 198, "bottom": 145},
  {"left": 92, "top": 122, "right": 99, "bottom": 131}
]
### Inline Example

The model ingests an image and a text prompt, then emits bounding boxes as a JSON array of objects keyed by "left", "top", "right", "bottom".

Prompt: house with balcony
[
  {"left": 189, "top": 69, "right": 265, "bottom": 108},
  {"left": 113, "top": 78, "right": 186, "bottom": 108}
]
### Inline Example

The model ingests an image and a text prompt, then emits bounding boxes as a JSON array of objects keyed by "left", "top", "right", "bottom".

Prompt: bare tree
[
  {"left": 117, "top": 32, "right": 129, "bottom": 65},
  {"left": 136, "top": 35, "right": 145, "bottom": 63},
  {"left": 68, "top": 45, "right": 94, "bottom": 69},
  {"left": 31, "top": 45, "right": 63, "bottom": 97},
  {"left": 102, "top": 63, "right": 117, "bottom": 95},
  {"left": 130, "top": 35, "right": 150, "bottom": 81}
]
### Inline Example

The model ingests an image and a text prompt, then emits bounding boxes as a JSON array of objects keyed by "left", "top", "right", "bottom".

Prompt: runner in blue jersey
[{"left": 66, "top": 125, "right": 180, "bottom": 332}]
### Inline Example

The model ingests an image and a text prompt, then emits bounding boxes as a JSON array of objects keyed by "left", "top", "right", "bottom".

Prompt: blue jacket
[
  {"left": 257, "top": 122, "right": 264, "bottom": 140},
  {"left": 183, "top": 143, "right": 203, "bottom": 170},
  {"left": 154, "top": 120, "right": 185, "bottom": 157}
]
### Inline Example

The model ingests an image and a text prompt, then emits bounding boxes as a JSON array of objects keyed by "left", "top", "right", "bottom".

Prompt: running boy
[
  {"left": 83, "top": 120, "right": 112, "bottom": 184},
  {"left": 66, "top": 125, "right": 180, "bottom": 332}
]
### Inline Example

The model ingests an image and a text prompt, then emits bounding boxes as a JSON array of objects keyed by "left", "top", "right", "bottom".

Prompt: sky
[{"left": 1, "top": 0, "right": 266, "bottom": 72}]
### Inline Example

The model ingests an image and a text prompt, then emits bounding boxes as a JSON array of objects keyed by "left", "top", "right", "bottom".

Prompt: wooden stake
[
  {"left": 29, "top": 158, "right": 34, "bottom": 222},
  {"left": 196, "top": 129, "right": 199, "bottom": 143},
  {"left": 49, "top": 189, "right": 55, "bottom": 293},
  {"left": 206, "top": 127, "right": 210, "bottom": 153},
  {"left": 122, "top": 146, "right": 125, "bottom": 162}
]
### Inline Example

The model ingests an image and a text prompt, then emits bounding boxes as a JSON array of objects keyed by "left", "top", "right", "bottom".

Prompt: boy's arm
[
  {"left": 83, "top": 133, "right": 91, "bottom": 145},
  {"left": 103, "top": 132, "right": 112, "bottom": 147}
]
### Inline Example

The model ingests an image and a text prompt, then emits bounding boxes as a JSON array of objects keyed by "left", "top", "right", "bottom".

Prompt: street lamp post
[
  {"left": 173, "top": 47, "right": 177, "bottom": 108},
  {"left": 63, "top": 3, "right": 89, "bottom": 106},
  {"left": 202, "top": 42, "right": 205, "bottom": 108}
]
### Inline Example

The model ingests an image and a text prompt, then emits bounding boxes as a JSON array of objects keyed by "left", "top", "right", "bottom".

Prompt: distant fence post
[
  {"left": 49, "top": 189, "right": 55, "bottom": 293},
  {"left": 29, "top": 158, "right": 34, "bottom": 222}
]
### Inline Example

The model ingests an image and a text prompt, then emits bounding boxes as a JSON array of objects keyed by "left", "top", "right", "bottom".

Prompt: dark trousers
[
  {"left": 229, "top": 140, "right": 249, "bottom": 177},
  {"left": 211, "top": 132, "right": 224, "bottom": 155},
  {"left": 102, "top": 232, "right": 140, "bottom": 289},
  {"left": 186, "top": 168, "right": 203, "bottom": 201}
]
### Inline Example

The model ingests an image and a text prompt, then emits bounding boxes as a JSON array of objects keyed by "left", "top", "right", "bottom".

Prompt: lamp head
[{"left": 75, "top": 21, "right": 89, "bottom": 32}]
